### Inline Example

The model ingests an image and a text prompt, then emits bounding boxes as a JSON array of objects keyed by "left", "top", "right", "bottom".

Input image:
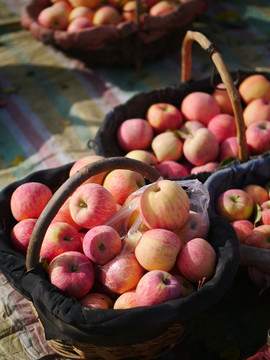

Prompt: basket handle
[
  {"left": 26, "top": 157, "right": 161, "bottom": 271},
  {"left": 181, "top": 30, "right": 249, "bottom": 163}
]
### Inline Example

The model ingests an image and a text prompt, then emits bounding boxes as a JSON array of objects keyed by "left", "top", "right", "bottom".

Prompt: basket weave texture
[
  {"left": 0, "top": 158, "right": 239, "bottom": 360},
  {"left": 20, "top": 0, "right": 210, "bottom": 67}
]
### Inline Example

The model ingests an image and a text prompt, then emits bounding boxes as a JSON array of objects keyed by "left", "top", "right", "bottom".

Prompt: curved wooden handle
[
  {"left": 26, "top": 157, "right": 161, "bottom": 271},
  {"left": 181, "top": 30, "right": 249, "bottom": 163}
]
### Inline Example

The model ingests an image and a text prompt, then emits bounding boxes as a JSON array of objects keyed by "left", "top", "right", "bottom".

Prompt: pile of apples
[
  {"left": 116, "top": 73, "right": 270, "bottom": 178},
  {"left": 215, "top": 183, "right": 270, "bottom": 250},
  {"left": 9, "top": 155, "right": 217, "bottom": 309},
  {"left": 37, "top": 0, "right": 185, "bottom": 33}
]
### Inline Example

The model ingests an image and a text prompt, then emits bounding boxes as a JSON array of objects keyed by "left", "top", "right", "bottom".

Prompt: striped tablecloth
[{"left": 0, "top": 0, "right": 270, "bottom": 359}]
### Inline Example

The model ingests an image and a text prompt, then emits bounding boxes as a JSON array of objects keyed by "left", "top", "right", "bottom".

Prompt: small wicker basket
[
  {"left": 0, "top": 157, "right": 239, "bottom": 360},
  {"left": 20, "top": 0, "right": 210, "bottom": 67}
]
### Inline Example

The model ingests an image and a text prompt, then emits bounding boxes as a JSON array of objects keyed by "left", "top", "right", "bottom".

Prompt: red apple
[
  {"left": 207, "top": 113, "right": 236, "bottom": 143},
  {"left": 155, "top": 160, "right": 189, "bottom": 178},
  {"left": 238, "top": 74, "right": 270, "bottom": 104},
  {"left": 82, "top": 225, "right": 122, "bottom": 265},
  {"left": 125, "top": 150, "right": 158, "bottom": 166},
  {"left": 51, "top": 197, "right": 82, "bottom": 231},
  {"left": 181, "top": 91, "right": 220, "bottom": 126},
  {"left": 69, "top": 183, "right": 117, "bottom": 229},
  {"left": 179, "top": 120, "right": 205, "bottom": 139},
  {"left": 92, "top": 5, "right": 122, "bottom": 25},
  {"left": 244, "top": 224, "right": 270, "bottom": 249},
  {"left": 135, "top": 270, "right": 182, "bottom": 306},
  {"left": 212, "top": 83, "right": 233, "bottom": 114},
  {"left": 78, "top": 292, "right": 113, "bottom": 309},
  {"left": 40, "top": 221, "right": 82, "bottom": 263},
  {"left": 69, "top": 5, "right": 95, "bottom": 22},
  {"left": 219, "top": 136, "right": 250, "bottom": 162},
  {"left": 246, "top": 120, "right": 270, "bottom": 155},
  {"left": 146, "top": 102, "right": 183, "bottom": 133},
  {"left": 69, "top": 0, "right": 101, "bottom": 9},
  {"left": 135, "top": 228, "right": 182, "bottom": 271},
  {"left": 117, "top": 118, "right": 154, "bottom": 152},
  {"left": 230, "top": 219, "right": 254, "bottom": 244},
  {"left": 190, "top": 161, "right": 219, "bottom": 175},
  {"left": 183, "top": 128, "right": 219, "bottom": 166},
  {"left": 67, "top": 17, "right": 93, "bottom": 32},
  {"left": 176, "top": 238, "right": 217, "bottom": 283},
  {"left": 260, "top": 200, "right": 270, "bottom": 225},
  {"left": 149, "top": 0, "right": 178, "bottom": 16},
  {"left": 151, "top": 131, "right": 183, "bottom": 162},
  {"left": 139, "top": 179, "right": 190, "bottom": 231},
  {"left": 243, "top": 184, "right": 269, "bottom": 206},
  {"left": 103, "top": 169, "right": 146, "bottom": 205},
  {"left": 113, "top": 290, "right": 138, "bottom": 309},
  {"left": 69, "top": 155, "right": 108, "bottom": 186},
  {"left": 215, "top": 188, "right": 254, "bottom": 222},
  {"left": 53, "top": 1, "right": 73, "bottom": 14},
  {"left": 48, "top": 251, "right": 95, "bottom": 298},
  {"left": 243, "top": 98, "right": 270, "bottom": 127},
  {"left": 99, "top": 253, "right": 145, "bottom": 294},
  {"left": 10, "top": 218, "right": 38, "bottom": 255},
  {"left": 174, "top": 211, "right": 209, "bottom": 244},
  {"left": 37, "top": 4, "right": 69, "bottom": 30},
  {"left": 10, "top": 182, "right": 53, "bottom": 222}
]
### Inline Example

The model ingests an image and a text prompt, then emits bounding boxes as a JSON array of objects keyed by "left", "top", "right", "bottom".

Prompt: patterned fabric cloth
[{"left": 0, "top": 0, "right": 270, "bottom": 359}]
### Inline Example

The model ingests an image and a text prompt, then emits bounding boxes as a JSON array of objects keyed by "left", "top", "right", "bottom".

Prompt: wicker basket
[
  {"left": 20, "top": 0, "right": 210, "bottom": 67},
  {"left": 0, "top": 157, "right": 239, "bottom": 359},
  {"left": 92, "top": 30, "right": 270, "bottom": 170}
]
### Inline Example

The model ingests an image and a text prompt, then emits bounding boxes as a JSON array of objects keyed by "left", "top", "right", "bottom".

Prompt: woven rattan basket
[
  {"left": 0, "top": 157, "right": 239, "bottom": 359},
  {"left": 20, "top": 0, "right": 210, "bottom": 67},
  {"left": 92, "top": 30, "right": 270, "bottom": 171}
]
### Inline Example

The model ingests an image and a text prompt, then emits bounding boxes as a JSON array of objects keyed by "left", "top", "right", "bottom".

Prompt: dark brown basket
[
  {"left": 20, "top": 0, "right": 210, "bottom": 67},
  {"left": 93, "top": 30, "right": 269, "bottom": 169},
  {"left": 0, "top": 157, "right": 239, "bottom": 359}
]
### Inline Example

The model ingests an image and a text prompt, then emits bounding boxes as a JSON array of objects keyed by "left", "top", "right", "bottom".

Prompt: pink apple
[
  {"left": 230, "top": 220, "right": 254, "bottom": 244},
  {"left": 183, "top": 128, "right": 219, "bottom": 166},
  {"left": 113, "top": 290, "right": 138, "bottom": 309},
  {"left": 92, "top": 5, "right": 122, "bottom": 25},
  {"left": 69, "top": 6, "right": 95, "bottom": 22},
  {"left": 260, "top": 200, "right": 270, "bottom": 225},
  {"left": 135, "top": 228, "right": 182, "bottom": 272},
  {"left": 125, "top": 149, "right": 158, "bottom": 166},
  {"left": 212, "top": 83, "right": 234, "bottom": 114},
  {"left": 69, "top": 0, "right": 101, "bottom": 9},
  {"left": 48, "top": 251, "right": 95, "bottom": 298},
  {"left": 151, "top": 131, "right": 183, "bottom": 162},
  {"left": 181, "top": 91, "right": 220, "bottom": 126},
  {"left": 238, "top": 74, "right": 270, "bottom": 104},
  {"left": 78, "top": 292, "right": 113, "bottom": 309},
  {"left": 178, "top": 120, "right": 205, "bottom": 139},
  {"left": 146, "top": 103, "right": 183, "bottom": 134},
  {"left": 51, "top": 197, "right": 82, "bottom": 230},
  {"left": 135, "top": 270, "right": 182, "bottom": 306},
  {"left": 69, "top": 183, "right": 117, "bottom": 229},
  {"left": 67, "top": 17, "right": 93, "bottom": 32},
  {"left": 207, "top": 113, "right": 236, "bottom": 143},
  {"left": 190, "top": 161, "right": 219, "bottom": 175},
  {"left": 149, "top": 0, "right": 178, "bottom": 16},
  {"left": 99, "top": 253, "right": 145, "bottom": 294},
  {"left": 69, "top": 155, "right": 108, "bottom": 186},
  {"left": 246, "top": 120, "right": 270, "bottom": 155},
  {"left": 243, "top": 98, "right": 270, "bottom": 127},
  {"left": 244, "top": 224, "right": 270, "bottom": 249},
  {"left": 10, "top": 182, "right": 53, "bottom": 222},
  {"left": 10, "top": 218, "right": 38, "bottom": 255},
  {"left": 117, "top": 118, "right": 154, "bottom": 152},
  {"left": 155, "top": 160, "right": 189, "bottom": 178},
  {"left": 40, "top": 221, "right": 82, "bottom": 263},
  {"left": 242, "top": 184, "right": 269, "bottom": 206},
  {"left": 174, "top": 211, "right": 209, "bottom": 244},
  {"left": 102, "top": 169, "right": 146, "bottom": 205},
  {"left": 176, "top": 237, "right": 217, "bottom": 283},
  {"left": 139, "top": 179, "right": 190, "bottom": 231},
  {"left": 82, "top": 225, "right": 122, "bottom": 265},
  {"left": 219, "top": 136, "right": 249, "bottom": 162},
  {"left": 215, "top": 188, "right": 254, "bottom": 222},
  {"left": 53, "top": 1, "right": 73, "bottom": 14},
  {"left": 37, "top": 4, "right": 69, "bottom": 30}
]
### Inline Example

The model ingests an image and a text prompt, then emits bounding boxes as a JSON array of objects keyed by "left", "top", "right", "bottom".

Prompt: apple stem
[
  {"left": 181, "top": 30, "right": 249, "bottom": 163},
  {"left": 197, "top": 276, "right": 206, "bottom": 290}
]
